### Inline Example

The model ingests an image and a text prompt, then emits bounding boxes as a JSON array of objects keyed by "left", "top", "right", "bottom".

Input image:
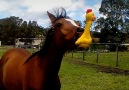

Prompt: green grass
[
  {"left": 1, "top": 47, "right": 129, "bottom": 90},
  {"left": 60, "top": 58, "right": 129, "bottom": 90},
  {"left": 0, "top": 46, "right": 12, "bottom": 56},
  {"left": 65, "top": 51, "right": 129, "bottom": 70},
  {"left": 0, "top": 46, "right": 38, "bottom": 56}
]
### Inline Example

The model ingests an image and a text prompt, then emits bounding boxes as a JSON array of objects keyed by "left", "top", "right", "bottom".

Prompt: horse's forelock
[{"left": 51, "top": 7, "right": 70, "bottom": 25}]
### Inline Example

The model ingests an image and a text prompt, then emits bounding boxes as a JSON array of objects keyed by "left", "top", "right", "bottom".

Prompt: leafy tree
[
  {"left": 19, "top": 21, "right": 28, "bottom": 38},
  {"left": 99, "top": 0, "right": 129, "bottom": 31},
  {"left": 90, "top": 0, "right": 129, "bottom": 51},
  {"left": 93, "top": 0, "right": 129, "bottom": 44},
  {"left": 0, "top": 16, "right": 44, "bottom": 45},
  {"left": 0, "top": 16, "right": 23, "bottom": 45}
]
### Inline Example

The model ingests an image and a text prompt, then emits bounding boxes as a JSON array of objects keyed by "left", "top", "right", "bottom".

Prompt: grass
[
  {"left": 1, "top": 47, "right": 129, "bottom": 90},
  {"left": 0, "top": 46, "right": 12, "bottom": 56},
  {"left": 65, "top": 51, "right": 129, "bottom": 70},
  {"left": 0, "top": 46, "right": 38, "bottom": 56},
  {"left": 60, "top": 58, "right": 129, "bottom": 90}
]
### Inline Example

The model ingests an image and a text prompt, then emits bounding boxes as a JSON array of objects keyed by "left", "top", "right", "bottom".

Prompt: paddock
[
  {"left": 0, "top": 46, "right": 129, "bottom": 90},
  {"left": 60, "top": 59, "right": 129, "bottom": 90}
]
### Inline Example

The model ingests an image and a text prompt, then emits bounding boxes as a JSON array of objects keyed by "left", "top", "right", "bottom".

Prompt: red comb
[{"left": 86, "top": 9, "right": 92, "bottom": 14}]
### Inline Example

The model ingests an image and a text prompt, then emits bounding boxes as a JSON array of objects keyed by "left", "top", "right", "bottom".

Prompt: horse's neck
[{"left": 40, "top": 42, "right": 66, "bottom": 75}]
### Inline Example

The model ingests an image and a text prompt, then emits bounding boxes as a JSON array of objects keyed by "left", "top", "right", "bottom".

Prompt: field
[
  {"left": 60, "top": 58, "right": 129, "bottom": 90},
  {"left": 65, "top": 51, "right": 129, "bottom": 70},
  {"left": 0, "top": 47, "right": 129, "bottom": 90}
]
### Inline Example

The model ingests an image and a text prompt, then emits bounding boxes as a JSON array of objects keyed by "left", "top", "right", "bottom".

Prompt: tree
[
  {"left": 93, "top": 0, "right": 129, "bottom": 43},
  {"left": 90, "top": 0, "right": 129, "bottom": 51},
  {"left": 99, "top": 0, "right": 129, "bottom": 32},
  {"left": 19, "top": 21, "right": 28, "bottom": 38},
  {"left": 0, "top": 16, "right": 23, "bottom": 45},
  {"left": 0, "top": 16, "right": 44, "bottom": 45}
]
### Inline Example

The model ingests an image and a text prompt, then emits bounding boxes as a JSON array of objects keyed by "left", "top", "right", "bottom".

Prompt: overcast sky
[{"left": 0, "top": 0, "right": 103, "bottom": 27}]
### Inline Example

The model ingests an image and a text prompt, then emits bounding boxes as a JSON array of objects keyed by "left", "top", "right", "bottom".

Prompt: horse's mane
[
  {"left": 24, "top": 28, "right": 54, "bottom": 63},
  {"left": 51, "top": 7, "right": 69, "bottom": 24},
  {"left": 25, "top": 7, "right": 69, "bottom": 63},
  {"left": 39, "top": 7, "right": 69, "bottom": 55},
  {"left": 38, "top": 7, "right": 70, "bottom": 55},
  {"left": 39, "top": 28, "right": 54, "bottom": 56}
]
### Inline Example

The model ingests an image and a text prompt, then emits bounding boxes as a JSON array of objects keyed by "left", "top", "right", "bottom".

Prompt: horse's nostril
[{"left": 76, "top": 28, "right": 84, "bottom": 32}]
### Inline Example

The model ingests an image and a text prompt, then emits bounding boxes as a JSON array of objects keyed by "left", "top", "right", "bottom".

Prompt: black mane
[
  {"left": 24, "top": 28, "right": 54, "bottom": 63},
  {"left": 52, "top": 7, "right": 70, "bottom": 24},
  {"left": 39, "top": 28, "right": 54, "bottom": 56},
  {"left": 25, "top": 7, "right": 69, "bottom": 63},
  {"left": 39, "top": 7, "right": 70, "bottom": 55}
]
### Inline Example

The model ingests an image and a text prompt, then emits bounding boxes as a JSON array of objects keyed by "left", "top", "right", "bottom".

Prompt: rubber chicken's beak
[{"left": 92, "top": 16, "right": 96, "bottom": 21}]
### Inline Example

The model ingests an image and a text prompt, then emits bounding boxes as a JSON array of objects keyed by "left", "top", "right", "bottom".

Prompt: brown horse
[{"left": 0, "top": 8, "right": 87, "bottom": 90}]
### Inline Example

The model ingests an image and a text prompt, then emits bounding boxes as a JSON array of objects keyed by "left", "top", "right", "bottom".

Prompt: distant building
[
  {"left": 32, "top": 38, "right": 42, "bottom": 46},
  {"left": 15, "top": 38, "right": 44, "bottom": 48}
]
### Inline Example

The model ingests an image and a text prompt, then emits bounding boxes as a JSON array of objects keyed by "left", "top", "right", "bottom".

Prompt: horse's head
[{"left": 47, "top": 8, "right": 85, "bottom": 50}]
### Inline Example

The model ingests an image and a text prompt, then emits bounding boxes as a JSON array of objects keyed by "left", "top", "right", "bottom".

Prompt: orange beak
[{"left": 92, "top": 16, "right": 96, "bottom": 21}]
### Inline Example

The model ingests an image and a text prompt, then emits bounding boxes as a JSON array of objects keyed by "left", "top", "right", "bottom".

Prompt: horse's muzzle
[
  {"left": 76, "top": 28, "right": 84, "bottom": 32},
  {"left": 74, "top": 28, "right": 84, "bottom": 42}
]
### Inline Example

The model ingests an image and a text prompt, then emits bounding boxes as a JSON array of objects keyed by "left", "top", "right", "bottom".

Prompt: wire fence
[
  {"left": 0, "top": 45, "right": 39, "bottom": 55},
  {"left": 64, "top": 43, "right": 129, "bottom": 70},
  {"left": 0, "top": 44, "right": 129, "bottom": 70}
]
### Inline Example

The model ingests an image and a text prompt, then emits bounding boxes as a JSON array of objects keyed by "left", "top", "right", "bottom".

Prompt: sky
[{"left": 0, "top": 0, "right": 103, "bottom": 27}]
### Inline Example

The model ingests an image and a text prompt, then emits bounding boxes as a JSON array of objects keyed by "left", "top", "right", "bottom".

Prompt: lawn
[
  {"left": 65, "top": 51, "right": 129, "bottom": 70},
  {"left": 60, "top": 58, "right": 129, "bottom": 90},
  {"left": 0, "top": 46, "right": 38, "bottom": 56},
  {"left": 1, "top": 47, "right": 129, "bottom": 90}
]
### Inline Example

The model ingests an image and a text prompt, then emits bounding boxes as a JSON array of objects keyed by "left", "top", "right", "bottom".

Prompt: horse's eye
[{"left": 57, "top": 23, "right": 62, "bottom": 27}]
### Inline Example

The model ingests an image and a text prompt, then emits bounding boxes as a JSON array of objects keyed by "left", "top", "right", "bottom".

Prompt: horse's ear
[{"left": 47, "top": 11, "right": 56, "bottom": 24}]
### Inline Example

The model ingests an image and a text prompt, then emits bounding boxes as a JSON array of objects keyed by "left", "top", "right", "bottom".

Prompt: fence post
[
  {"left": 32, "top": 45, "right": 35, "bottom": 54},
  {"left": 96, "top": 44, "right": 99, "bottom": 63},
  {"left": 64, "top": 51, "right": 68, "bottom": 57},
  {"left": 72, "top": 50, "right": 73, "bottom": 58},
  {"left": 116, "top": 43, "right": 119, "bottom": 67},
  {"left": 82, "top": 49, "right": 85, "bottom": 60}
]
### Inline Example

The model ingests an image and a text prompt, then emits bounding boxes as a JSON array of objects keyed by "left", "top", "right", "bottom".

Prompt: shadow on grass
[{"left": 65, "top": 58, "right": 129, "bottom": 75}]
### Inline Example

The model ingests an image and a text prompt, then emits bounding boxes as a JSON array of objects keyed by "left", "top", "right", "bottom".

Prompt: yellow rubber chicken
[{"left": 75, "top": 9, "right": 96, "bottom": 48}]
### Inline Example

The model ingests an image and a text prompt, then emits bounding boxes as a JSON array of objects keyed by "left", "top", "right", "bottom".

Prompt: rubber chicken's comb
[{"left": 86, "top": 9, "right": 92, "bottom": 13}]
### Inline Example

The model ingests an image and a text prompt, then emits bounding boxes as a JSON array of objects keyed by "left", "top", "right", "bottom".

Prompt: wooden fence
[{"left": 64, "top": 43, "right": 129, "bottom": 69}]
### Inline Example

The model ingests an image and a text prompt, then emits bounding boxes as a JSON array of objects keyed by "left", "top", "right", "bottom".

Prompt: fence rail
[
  {"left": 0, "top": 44, "right": 129, "bottom": 70},
  {"left": 65, "top": 43, "right": 129, "bottom": 70}
]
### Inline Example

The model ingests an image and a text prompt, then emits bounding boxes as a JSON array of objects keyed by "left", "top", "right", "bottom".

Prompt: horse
[{"left": 0, "top": 7, "right": 88, "bottom": 90}]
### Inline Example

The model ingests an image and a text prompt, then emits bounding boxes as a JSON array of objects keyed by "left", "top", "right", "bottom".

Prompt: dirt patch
[
  {"left": 66, "top": 59, "right": 129, "bottom": 75},
  {"left": 95, "top": 65, "right": 129, "bottom": 75}
]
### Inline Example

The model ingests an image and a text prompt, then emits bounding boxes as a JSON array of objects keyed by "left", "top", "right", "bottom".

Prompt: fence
[
  {"left": 0, "top": 44, "right": 129, "bottom": 70},
  {"left": 65, "top": 43, "right": 129, "bottom": 70},
  {"left": 0, "top": 45, "right": 39, "bottom": 56}
]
